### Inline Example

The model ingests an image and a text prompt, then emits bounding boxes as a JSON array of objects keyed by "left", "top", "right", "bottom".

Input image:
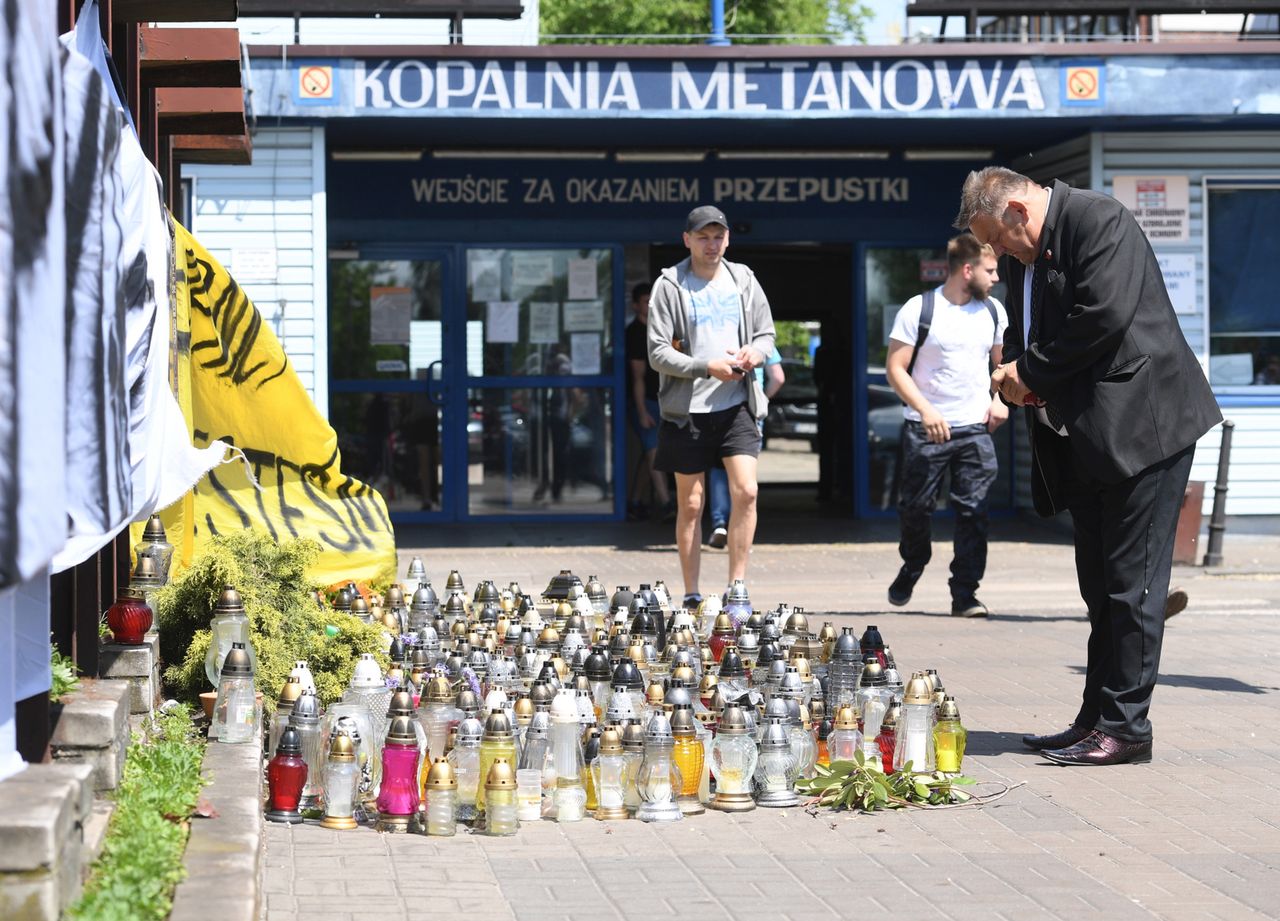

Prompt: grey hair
[{"left": 953, "top": 166, "right": 1035, "bottom": 230}]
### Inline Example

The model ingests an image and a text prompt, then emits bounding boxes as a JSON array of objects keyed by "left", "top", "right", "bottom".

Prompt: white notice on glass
[
  {"left": 570, "top": 333, "right": 601, "bottom": 375},
  {"left": 1156, "top": 253, "right": 1196, "bottom": 314},
  {"left": 567, "top": 258, "right": 598, "bottom": 300},
  {"left": 469, "top": 259, "right": 502, "bottom": 302},
  {"left": 563, "top": 300, "right": 604, "bottom": 332},
  {"left": 528, "top": 301, "right": 559, "bottom": 344},
  {"left": 486, "top": 301, "right": 520, "bottom": 344},
  {"left": 511, "top": 253, "right": 555, "bottom": 289},
  {"left": 369, "top": 286, "right": 412, "bottom": 345}
]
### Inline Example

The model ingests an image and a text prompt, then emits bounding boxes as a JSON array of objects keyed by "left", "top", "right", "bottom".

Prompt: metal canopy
[
  {"left": 237, "top": 0, "right": 523, "bottom": 16},
  {"left": 906, "top": 0, "right": 1272, "bottom": 13}
]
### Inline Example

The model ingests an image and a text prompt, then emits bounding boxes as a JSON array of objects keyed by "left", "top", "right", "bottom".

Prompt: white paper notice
[
  {"left": 528, "top": 301, "right": 560, "bottom": 344},
  {"left": 486, "top": 301, "right": 520, "bottom": 344},
  {"left": 1156, "top": 253, "right": 1197, "bottom": 314},
  {"left": 567, "top": 258, "right": 598, "bottom": 300},
  {"left": 511, "top": 253, "right": 555, "bottom": 289},
  {"left": 1113, "top": 175, "right": 1189, "bottom": 243},
  {"left": 469, "top": 259, "right": 502, "bottom": 301},
  {"left": 570, "top": 333, "right": 602, "bottom": 375},
  {"left": 370, "top": 286, "right": 412, "bottom": 345},
  {"left": 563, "top": 300, "right": 604, "bottom": 332}
]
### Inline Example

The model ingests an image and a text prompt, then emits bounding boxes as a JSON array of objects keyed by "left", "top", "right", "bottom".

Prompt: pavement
[{"left": 260, "top": 510, "right": 1280, "bottom": 921}]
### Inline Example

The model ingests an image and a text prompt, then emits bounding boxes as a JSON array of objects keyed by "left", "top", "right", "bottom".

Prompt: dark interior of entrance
[{"left": 647, "top": 242, "right": 855, "bottom": 517}]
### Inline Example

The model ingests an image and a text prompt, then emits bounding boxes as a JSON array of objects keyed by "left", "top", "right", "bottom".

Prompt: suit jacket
[{"left": 1003, "top": 180, "right": 1222, "bottom": 516}]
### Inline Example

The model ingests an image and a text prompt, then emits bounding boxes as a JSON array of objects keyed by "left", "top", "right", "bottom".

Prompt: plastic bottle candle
[
  {"left": 320, "top": 731, "right": 360, "bottom": 830},
  {"left": 265, "top": 726, "right": 308, "bottom": 824},
  {"left": 424, "top": 758, "right": 458, "bottom": 836},
  {"left": 754, "top": 717, "right": 800, "bottom": 808},
  {"left": 591, "top": 727, "right": 629, "bottom": 820},
  {"left": 484, "top": 758, "right": 519, "bottom": 836},
  {"left": 211, "top": 644, "right": 258, "bottom": 744},
  {"left": 669, "top": 705, "right": 705, "bottom": 815},
  {"left": 621, "top": 723, "right": 645, "bottom": 813},
  {"left": 376, "top": 716, "right": 421, "bottom": 832},
  {"left": 827, "top": 704, "right": 863, "bottom": 764},
  {"left": 709, "top": 705, "right": 758, "bottom": 813},
  {"left": 548, "top": 690, "right": 587, "bottom": 821},
  {"left": 933, "top": 696, "right": 968, "bottom": 774},
  {"left": 893, "top": 674, "right": 936, "bottom": 773},
  {"left": 635, "top": 714, "right": 683, "bottom": 823},
  {"left": 476, "top": 709, "right": 518, "bottom": 814}
]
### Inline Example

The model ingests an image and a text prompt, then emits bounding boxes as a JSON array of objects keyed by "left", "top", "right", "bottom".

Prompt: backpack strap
[
  {"left": 982, "top": 297, "right": 998, "bottom": 341},
  {"left": 905, "top": 289, "right": 935, "bottom": 377}
]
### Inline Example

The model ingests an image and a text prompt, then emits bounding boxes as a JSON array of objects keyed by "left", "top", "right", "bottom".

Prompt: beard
[{"left": 967, "top": 278, "right": 991, "bottom": 301}]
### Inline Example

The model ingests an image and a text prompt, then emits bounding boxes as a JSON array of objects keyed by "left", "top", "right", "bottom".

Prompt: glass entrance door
[
  {"left": 328, "top": 249, "right": 453, "bottom": 522},
  {"left": 462, "top": 246, "right": 621, "bottom": 519}
]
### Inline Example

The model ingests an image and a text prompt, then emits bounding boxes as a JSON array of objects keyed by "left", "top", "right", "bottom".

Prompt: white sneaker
[{"left": 709, "top": 526, "right": 728, "bottom": 549}]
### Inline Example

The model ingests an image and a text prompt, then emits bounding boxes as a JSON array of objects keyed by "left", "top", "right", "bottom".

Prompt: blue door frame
[{"left": 329, "top": 242, "right": 626, "bottom": 525}]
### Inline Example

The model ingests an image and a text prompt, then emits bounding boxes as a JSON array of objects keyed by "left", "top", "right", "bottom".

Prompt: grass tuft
[{"left": 68, "top": 706, "right": 207, "bottom": 921}]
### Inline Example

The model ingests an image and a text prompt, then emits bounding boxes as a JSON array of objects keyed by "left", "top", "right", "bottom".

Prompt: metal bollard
[{"left": 1202, "top": 420, "right": 1234, "bottom": 567}]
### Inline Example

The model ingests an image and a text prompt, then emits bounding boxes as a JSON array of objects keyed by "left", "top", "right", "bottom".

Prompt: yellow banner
[{"left": 153, "top": 220, "right": 396, "bottom": 588}]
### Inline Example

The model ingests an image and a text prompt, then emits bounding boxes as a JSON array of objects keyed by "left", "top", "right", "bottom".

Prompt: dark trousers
[
  {"left": 1064, "top": 441, "right": 1195, "bottom": 742},
  {"left": 897, "top": 422, "right": 998, "bottom": 601}
]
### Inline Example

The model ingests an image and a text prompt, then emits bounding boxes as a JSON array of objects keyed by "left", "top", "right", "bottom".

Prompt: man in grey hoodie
[{"left": 648, "top": 206, "right": 777, "bottom": 610}]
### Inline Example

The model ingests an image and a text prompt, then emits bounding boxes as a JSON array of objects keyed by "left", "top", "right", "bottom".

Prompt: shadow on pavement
[
  {"left": 965, "top": 729, "right": 1033, "bottom": 757},
  {"left": 1067, "top": 665, "right": 1276, "bottom": 694}
]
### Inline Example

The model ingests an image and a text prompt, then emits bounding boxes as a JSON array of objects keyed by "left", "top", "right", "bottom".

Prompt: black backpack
[{"left": 905, "top": 289, "right": 1000, "bottom": 376}]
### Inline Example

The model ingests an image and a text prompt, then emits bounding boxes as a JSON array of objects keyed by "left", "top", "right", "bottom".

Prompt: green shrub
[
  {"left": 153, "top": 531, "right": 388, "bottom": 706},
  {"left": 68, "top": 707, "right": 206, "bottom": 921},
  {"left": 50, "top": 637, "right": 80, "bottom": 702}
]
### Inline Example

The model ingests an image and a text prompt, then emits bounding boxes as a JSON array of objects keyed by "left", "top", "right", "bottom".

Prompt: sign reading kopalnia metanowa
[{"left": 253, "top": 52, "right": 1280, "bottom": 120}]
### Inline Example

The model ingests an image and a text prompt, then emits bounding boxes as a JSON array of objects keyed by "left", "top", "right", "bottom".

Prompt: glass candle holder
[
  {"left": 266, "top": 727, "right": 308, "bottom": 824},
  {"left": 448, "top": 717, "right": 483, "bottom": 823},
  {"left": 893, "top": 675, "right": 936, "bottom": 773},
  {"left": 754, "top": 718, "right": 799, "bottom": 808},
  {"left": 516, "top": 768, "right": 543, "bottom": 822},
  {"left": 484, "top": 759, "right": 519, "bottom": 836},
  {"left": 635, "top": 714, "right": 683, "bottom": 823},
  {"left": 425, "top": 758, "right": 458, "bottom": 837},
  {"left": 670, "top": 706, "right": 705, "bottom": 816},
  {"left": 320, "top": 732, "right": 360, "bottom": 830},
  {"left": 933, "top": 697, "right": 967, "bottom": 774},
  {"left": 376, "top": 716, "right": 421, "bottom": 833},
  {"left": 709, "top": 705, "right": 758, "bottom": 813}
]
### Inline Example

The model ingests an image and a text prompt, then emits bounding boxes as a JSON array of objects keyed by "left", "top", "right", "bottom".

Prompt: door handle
[{"left": 425, "top": 359, "right": 445, "bottom": 407}]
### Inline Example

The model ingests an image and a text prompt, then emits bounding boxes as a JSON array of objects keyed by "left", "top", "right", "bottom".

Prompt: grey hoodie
[{"left": 647, "top": 257, "right": 776, "bottom": 425}]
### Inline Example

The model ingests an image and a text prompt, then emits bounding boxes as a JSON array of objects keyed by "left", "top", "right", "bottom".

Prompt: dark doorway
[{"left": 648, "top": 242, "right": 855, "bottom": 518}]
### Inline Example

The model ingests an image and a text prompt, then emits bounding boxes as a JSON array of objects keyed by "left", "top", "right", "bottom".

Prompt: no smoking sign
[
  {"left": 298, "top": 64, "right": 334, "bottom": 100},
  {"left": 1061, "top": 62, "right": 1104, "bottom": 107}
]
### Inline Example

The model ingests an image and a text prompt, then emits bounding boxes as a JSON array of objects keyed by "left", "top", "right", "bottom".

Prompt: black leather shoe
[
  {"left": 1164, "top": 587, "right": 1188, "bottom": 621},
  {"left": 1042, "top": 730, "right": 1152, "bottom": 766},
  {"left": 888, "top": 568, "right": 918, "bottom": 607},
  {"left": 1022, "top": 724, "right": 1091, "bottom": 751}
]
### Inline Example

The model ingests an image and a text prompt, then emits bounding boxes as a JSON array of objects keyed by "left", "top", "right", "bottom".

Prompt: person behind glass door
[
  {"left": 707, "top": 348, "right": 784, "bottom": 549},
  {"left": 647, "top": 206, "right": 777, "bottom": 611},
  {"left": 625, "top": 282, "right": 674, "bottom": 521}
]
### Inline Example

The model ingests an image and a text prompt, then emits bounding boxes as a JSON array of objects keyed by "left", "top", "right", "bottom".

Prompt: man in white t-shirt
[{"left": 885, "top": 234, "right": 1008, "bottom": 617}]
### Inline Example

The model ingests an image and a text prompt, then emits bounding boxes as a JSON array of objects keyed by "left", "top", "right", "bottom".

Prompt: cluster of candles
[{"left": 262, "top": 562, "right": 968, "bottom": 832}]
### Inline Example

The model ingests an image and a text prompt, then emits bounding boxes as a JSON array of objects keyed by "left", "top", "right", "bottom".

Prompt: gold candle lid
[
  {"left": 598, "top": 727, "right": 624, "bottom": 755},
  {"left": 426, "top": 757, "right": 457, "bottom": 789},
  {"left": 903, "top": 673, "right": 932, "bottom": 705},
  {"left": 275, "top": 676, "right": 303, "bottom": 707},
  {"left": 938, "top": 696, "right": 961, "bottom": 721},
  {"left": 485, "top": 758, "right": 517, "bottom": 790},
  {"left": 833, "top": 704, "right": 859, "bottom": 731},
  {"left": 328, "top": 732, "right": 356, "bottom": 762}
]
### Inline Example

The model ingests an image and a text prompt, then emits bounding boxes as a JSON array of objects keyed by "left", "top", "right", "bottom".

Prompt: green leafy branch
[{"left": 796, "top": 749, "right": 991, "bottom": 813}]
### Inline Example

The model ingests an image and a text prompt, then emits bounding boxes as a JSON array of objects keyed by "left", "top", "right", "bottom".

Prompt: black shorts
[{"left": 654, "top": 403, "right": 761, "bottom": 475}]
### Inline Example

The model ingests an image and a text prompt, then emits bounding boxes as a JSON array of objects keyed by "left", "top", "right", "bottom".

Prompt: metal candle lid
[
  {"left": 670, "top": 704, "right": 698, "bottom": 737},
  {"left": 474, "top": 579, "right": 501, "bottom": 605},
  {"left": 644, "top": 713, "right": 674, "bottom": 743},
  {"left": 445, "top": 570, "right": 465, "bottom": 592},
  {"left": 386, "top": 715, "right": 418, "bottom": 746},
  {"left": 883, "top": 702, "right": 902, "bottom": 730},
  {"left": 513, "top": 695, "right": 534, "bottom": 723},
  {"left": 717, "top": 704, "right": 750, "bottom": 735},
  {"left": 761, "top": 718, "right": 791, "bottom": 750},
  {"left": 482, "top": 708, "right": 515, "bottom": 739},
  {"left": 328, "top": 731, "right": 356, "bottom": 762},
  {"left": 712, "top": 612, "right": 736, "bottom": 636},
  {"left": 456, "top": 689, "right": 481, "bottom": 716},
  {"left": 214, "top": 585, "right": 246, "bottom": 616},
  {"left": 621, "top": 722, "right": 645, "bottom": 751},
  {"left": 387, "top": 689, "right": 415, "bottom": 719},
  {"left": 350, "top": 594, "right": 370, "bottom": 618},
  {"left": 406, "top": 557, "right": 427, "bottom": 582},
  {"left": 612, "top": 659, "right": 643, "bottom": 691},
  {"left": 425, "top": 676, "right": 454, "bottom": 704},
  {"left": 275, "top": 726, "right": 302, "bottom": 756},
  {"left": 456, "top": 717, "right": 484, "bottom": 745},
  {"left": 220, "top": 643, "right": 254, "bottom": 678},
  {"left": 609, "top": 585, "right": 635, "bottom": 611},
  {"left": 833, "top": 704, "right": 859, "bottom": 731},
  {"left": 861, "top": 661, "right": 887, "bottom": 687},
  {"left": 142, "top": 514, "right": 167, "bottom": 542},
  {"left": 598, "top": 726, "right": 624, "bottom": 755},
  {"left": 833, "top": 626, "right": 860, "bottom": 662},
  {"left": 718, "top": 646, "right": 746, "bottom": 678},
  {"left": 783, "top": 609, "right": 809, "bottom": 636},
  {"left": 291, "top": 689, "right": 321, "bottom": 725},
  {"left": 485, "top": 757, "right": 517, "bottom": 790},
  {"left": 584, "top": 646, "right": 612, "bottom": 682},
  {"left": 903, "top": 674, "right": 932, "bottom": 705},
  {"left": 425, "top": 758, "right": 457, "bottom": 789},
  {"left": 333, "top": 586, "right": 353, "bottom": 612},
  {"left": 938, "top": 696, "right": 961, "bottom": 721},
  {"left": 275, "top": 676, "right": 303, "bottom": 709}
]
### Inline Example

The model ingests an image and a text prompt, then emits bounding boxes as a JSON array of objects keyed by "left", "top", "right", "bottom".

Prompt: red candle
[{"left": 266, "top": 727, "right": 308, "bottom": 824}]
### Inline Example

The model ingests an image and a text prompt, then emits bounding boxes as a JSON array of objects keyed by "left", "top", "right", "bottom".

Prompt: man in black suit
[{"left": 957, "top": 167, "right": 1221, "bottom": 766}]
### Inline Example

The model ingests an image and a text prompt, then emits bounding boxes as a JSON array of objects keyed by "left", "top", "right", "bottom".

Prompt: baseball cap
[{"left": 685, "top": 205, "right": 728, "bottom": 233}]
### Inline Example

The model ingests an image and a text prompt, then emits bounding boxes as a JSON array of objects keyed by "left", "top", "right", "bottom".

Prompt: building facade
[{"left": 184, "top": 41, "right": 1280, "bottom": 523}]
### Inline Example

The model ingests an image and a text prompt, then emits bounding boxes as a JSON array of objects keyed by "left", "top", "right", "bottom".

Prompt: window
[{"left": 1207, "top": 184, "right": 1280, "bottom": 389}]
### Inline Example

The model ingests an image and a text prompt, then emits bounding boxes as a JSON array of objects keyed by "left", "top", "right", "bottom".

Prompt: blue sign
[{"left": 250, "top": 51, "right": 1280, "bottom": 120}]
